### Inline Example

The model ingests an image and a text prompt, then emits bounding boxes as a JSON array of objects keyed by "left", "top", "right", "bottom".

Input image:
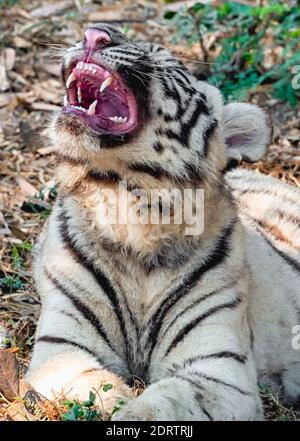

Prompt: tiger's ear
[{"left": 222, "top": 103, "right": 271, "bottom": 163}]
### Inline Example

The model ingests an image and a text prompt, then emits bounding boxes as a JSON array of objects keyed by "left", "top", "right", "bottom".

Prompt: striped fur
[{"left": 26, "top": 25, "right": 299, "bottom": 420}]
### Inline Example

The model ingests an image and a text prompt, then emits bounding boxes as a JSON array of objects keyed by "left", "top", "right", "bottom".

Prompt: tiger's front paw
[
  {"left": 111, "top": 399, "right": 156, "bottom": 421},
  {"left": 111, "top": 394, "right": 174, "bottom": 421}
]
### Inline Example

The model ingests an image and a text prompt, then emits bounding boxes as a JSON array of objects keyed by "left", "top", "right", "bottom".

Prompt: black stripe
[
  {"left": 37, "top": 336, "right": 97, "bottom": 357},
  {"left": 163, "top": 114, "right": 177, "bottom": 123},
  {"left": 145, "top": 219, "right": 236, "bottom": 367},
  {"left": 187, "top": 371, "right": 252, "bottom": 396},
  {"left": 250, "top": 328, "right": 254, "bottom": 350},
  {"left": 87, "top": 169, "right": 121, "bottom": 183},
  {"left": 128, "top": 162, "right": 173, "bottom": 180},
  {"left": 170, "top": 76, "right": 194, "bottom": 100},
  {"left": 202, "top": 119, "right": 218, "bottom": 156},
  {"left": 108, "top": 55, "right": 136, "bottom": 64},
  {"left": 169, "top": 77, "right": 192, "bottom": 106},
  {"left": 162, "top": 128, "right": 187, "bottom": 144},
  {"left": 58, "top": 309, "right": 83, "bottom": 326},
  {"left": 172, "top": 373, "right": 205, "bottom": 393},
  {"left": 194, "top": 393, "right": 213, "bottom": 421},
  {"left": 129, "top": 161, "right": 203, "bottom": 184},
  {"left": 160, "top": 281, "right": 237, "bottom": 340},
  {"left": 222, "top": 159, "right": 240, "bottom": 174},
  {"left": 180, "top": 98, "right": 210, "bottom": 147},
  {"left": 183, "top": 351, "right": 247, "bottom": 368},
  {"left": 152, "top": 141, "right": 164, "bottom": 153},
  {"left": 262, "top": 230, "right": 300, "bottom": 274},
  {"left": 108, "top": 48, "right": 143, "bottom": 57},
  {"left": 181, "top": 97, "right": 209, "bottom": 135},
  {"left": 153, "top": 46, "right": 164, "bottom": 53},
  {"left": 37, "top": 335, "right": 118, "bottom": 374},
  {"left": 158, "top": 97, "right": 210, "bottom": 148},
  {"left": 183, "top": 161, "right": 203, "bottom": 183},
  {"left": 58, "top": 206, "right": 134, "bottom": 367},
  {"left": 165, "top": 297, "right": 241, "bottom": 356},
  {"left": 173, "top": 69, "right": 192, "bottom": 87},
  {"left": 161, "top": 77, "right": 184, "bottom": 113},
  {"left": 45, "top": 269, "right": 116, "bottom": 353},
  {"left": 168, "top": 374, "right": 213, "bottom": 420},
  {"left": 248, "top": 215, "right": 300, "bottom": 275}
]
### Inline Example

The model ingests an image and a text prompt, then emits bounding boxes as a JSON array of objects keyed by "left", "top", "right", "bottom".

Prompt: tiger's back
[{"left": 227, "top": 168, "right": 300, "bottom": 404}]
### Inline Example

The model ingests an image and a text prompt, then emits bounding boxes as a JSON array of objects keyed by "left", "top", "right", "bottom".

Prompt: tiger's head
[{"left": 51, "top": 24, "right": 271, "bottom": 188}]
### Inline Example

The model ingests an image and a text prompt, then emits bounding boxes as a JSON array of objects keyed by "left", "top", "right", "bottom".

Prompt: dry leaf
[
  {"left": 0, "top": 325, "right": 7, "bottom": 349},
  {"left": 31, "top": 102, "right": 61, "bottom": 111},
  {"left": 0, "top": 48, "right": 16, "bottom": 71},
  {"left": 0, "top": 350, "right": 19, "bottom": 401},
  {"left": 16, "top": 177, "right": 38, "bottom": 198},
  {"left": 0, "top": 65, "right": 10, "bottom": 92},
  {"left": 0, "top": 93, "right": 14, "bottom": 108},
  {"left": 37, "top": 146, "right": 56, "bottom": 155},
  {"left": 12, "top": 36, "right": 32, "bottom": 49},
  {"left": 8, "top": 226, "right": 28, "bottom": 242},
  {"left": 30, "top": 1, "right": 74, "bottom": 19}
]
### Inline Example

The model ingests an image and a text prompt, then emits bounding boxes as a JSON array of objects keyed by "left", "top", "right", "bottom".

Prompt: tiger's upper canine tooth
[
  {"left": 100, "top": 77, "right": 113, "bottom": 93},
  {"left": 66, "top": 72, "right": 77, "bottom": 88},
  {"left": 87, "top": 99, "right": 97, "bottom": 115}
]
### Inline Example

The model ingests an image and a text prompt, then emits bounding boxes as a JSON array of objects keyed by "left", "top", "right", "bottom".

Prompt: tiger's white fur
[{"left": 26, "top": 25, "right": 300, "bottom": 420}]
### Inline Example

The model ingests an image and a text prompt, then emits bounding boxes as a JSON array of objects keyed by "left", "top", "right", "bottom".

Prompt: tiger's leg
[
  {"left": 112, "top": 283, "right": 262, "bottom": 421},
  {"left": 26, "top": 267, "right": 133, "bottom": 417},
  {"left": 27, "top": 351, "right": 133, "bottom": 418}
]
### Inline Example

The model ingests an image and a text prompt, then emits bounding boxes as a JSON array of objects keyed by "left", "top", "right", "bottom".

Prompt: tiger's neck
[{"left": 56, "top": 162, "right": 237, "bottom": 269}]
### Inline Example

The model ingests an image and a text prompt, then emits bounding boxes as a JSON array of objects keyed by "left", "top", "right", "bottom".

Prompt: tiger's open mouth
[{"left": 63, "top": 60, "right": 138, "bottom": 135}]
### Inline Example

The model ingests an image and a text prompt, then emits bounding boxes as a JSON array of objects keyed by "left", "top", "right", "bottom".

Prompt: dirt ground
[{"left": 0, "top": 0, "right": 299, "bottom": 421}]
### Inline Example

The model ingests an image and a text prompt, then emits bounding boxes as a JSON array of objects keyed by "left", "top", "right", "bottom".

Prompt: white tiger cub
[{"left": 26, "top": 24, "right": 300, "bottom": 420}]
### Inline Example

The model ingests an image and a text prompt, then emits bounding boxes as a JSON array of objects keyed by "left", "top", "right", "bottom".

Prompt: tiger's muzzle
[{"left": 62, "top": 27, "right": 139, "bottom": 136}]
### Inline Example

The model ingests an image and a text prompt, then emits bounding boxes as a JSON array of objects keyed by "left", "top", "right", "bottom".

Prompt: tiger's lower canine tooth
[
  {"left": 87, "top": 99, "right": 97, "bottom": 115},
  {"left": 78, "top": 85, "right": 82, "bottom": 103},
  {"left": 66, "top": 72, "right": 76, "bottom": 88}
]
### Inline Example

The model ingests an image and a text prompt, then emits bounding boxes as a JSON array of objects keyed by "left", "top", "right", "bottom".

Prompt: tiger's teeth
[
  {"left": 78, "top": 85, "right": 82, "bottom": 103},
  {"left": 109, "top": 116, "right": 128, "bottom": 124},
  {"left": 66, "top": 72, "right": 76, "bottom": 88},
  {"left": 100, "top": 77, "right": 113, "bottom": 93},
  {"left": 64, "top": 95, "right": 69, "bottom": 106},
  {"left": 87, "top": 99, "right": 97, "bottom": 115},
  {"left": 70, "top": 105, "right": 86, "bottom": 112},
  {"left": 109, "top": 116, "right": 119, "bottom": 123}
]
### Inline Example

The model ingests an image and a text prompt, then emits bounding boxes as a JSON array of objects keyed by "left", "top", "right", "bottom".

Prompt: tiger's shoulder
[{"left": 225, "top": 168, "right": 300, "bottom": 251}]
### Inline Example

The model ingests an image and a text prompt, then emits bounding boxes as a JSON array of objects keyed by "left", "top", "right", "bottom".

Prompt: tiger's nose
[{"left": 84, "top": 28, "right": 111, "bottom": 52}]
